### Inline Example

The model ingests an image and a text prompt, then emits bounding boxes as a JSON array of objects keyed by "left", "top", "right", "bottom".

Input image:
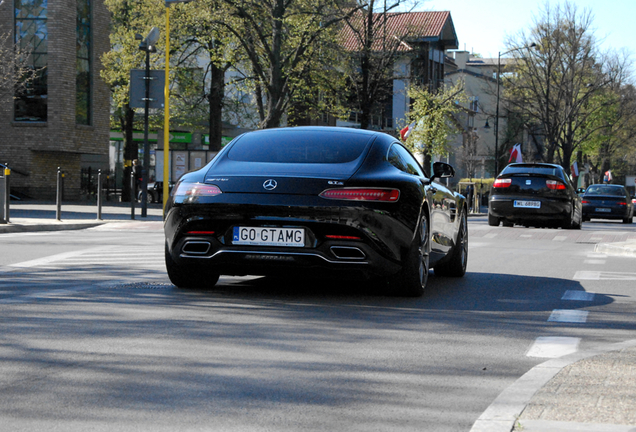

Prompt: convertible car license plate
[
  {"left": 514, "top": 200, "right": 541, "bottom": 208},
  {"left": 232, "top": 227, "right": 305, "bottom": 247},
  {"left": 595, "top": 208, "right": 611, "bottom": 212}
]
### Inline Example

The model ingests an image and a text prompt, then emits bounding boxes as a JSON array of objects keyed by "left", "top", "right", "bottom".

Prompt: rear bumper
[
  {"left": 168, "top": 234, "right": 402, "bottom": 280},
  {"left": 582, "top": 206, "right": 630, "bottom": 220},
  {"left": 489, "top": 196, "right": 571, "bottom": 222}
]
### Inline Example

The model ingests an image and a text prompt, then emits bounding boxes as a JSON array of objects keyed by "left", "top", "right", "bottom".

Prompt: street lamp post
[
  {"left": 137, "top": 27, "right": 160, "bottom": 217},
  {"left": 494, "top": 43, "right": 536, "bottom": 176}
]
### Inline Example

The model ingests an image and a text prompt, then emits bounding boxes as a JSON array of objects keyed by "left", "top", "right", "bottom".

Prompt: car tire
[
  {"left": 389, "top": 215, "right": 430, "bottom": 297},
  {"left": 488, "top": 212, "right": 500, "bottom": 226},
  {"left": 165, "top": 243, "right": 219, "bottom": 289},
  {"left": 502, "top": 219, "right": 514, "bottom": 227},
  {"left": 434, "top": 210, "right": 467, "bottom": 277},
  {"left": 563, "top": 208, "right": 581, "bottom": 229}
]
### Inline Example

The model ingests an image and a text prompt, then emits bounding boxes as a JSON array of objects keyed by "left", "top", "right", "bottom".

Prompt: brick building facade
[{"left": 0, "top": 0, "right": 110, "bottom": 200}]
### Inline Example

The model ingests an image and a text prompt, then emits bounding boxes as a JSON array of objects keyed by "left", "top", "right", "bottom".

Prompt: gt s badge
[{"left": 328, "top": 180, "right": 344, "bottom": 185}]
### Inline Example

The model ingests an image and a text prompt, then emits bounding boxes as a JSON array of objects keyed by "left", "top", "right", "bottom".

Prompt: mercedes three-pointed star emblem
[{"left": 263, "top": 179, "right": 277, "bottom": 191}]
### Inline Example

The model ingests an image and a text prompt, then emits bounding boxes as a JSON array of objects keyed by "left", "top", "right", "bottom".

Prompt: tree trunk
[
  {"left": 208, "top": 63, "right": 225, "bottom": 151},
  {"left": 121, "top": 106, "right": 137, "bottom": 202}
]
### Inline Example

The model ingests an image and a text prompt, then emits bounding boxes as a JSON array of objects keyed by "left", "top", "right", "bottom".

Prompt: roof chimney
[{"left": 454, "top": 51, "right": 469, "bottom": 69}]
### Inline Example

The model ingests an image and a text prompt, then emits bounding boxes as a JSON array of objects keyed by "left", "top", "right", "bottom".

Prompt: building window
[
  {"left": 76, "top": 0, "right": 91, "bottom": 125},
  {"left": 14, "top": 0, "right": 48, "bottom": 122}
]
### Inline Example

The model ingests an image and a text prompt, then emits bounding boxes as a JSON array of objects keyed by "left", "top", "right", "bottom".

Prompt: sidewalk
[
  {"left": 2, "top": 202, "right": 636, "bottom": 431},
  {"left": 0, "top": 200, "right": 163, "bottom": 233}
]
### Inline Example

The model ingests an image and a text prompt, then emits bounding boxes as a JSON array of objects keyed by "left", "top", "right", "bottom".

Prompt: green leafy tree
[
  {"left": 168, "top": 0, "right": 244, "bottom": 150},
  {"left": 402, "top": 81, "right": 467, "bottom": 168},
  {"left": 216, "top": 0, "right": 361, "bottom": 129},
  {"left": 100, "top": 0, "right": 164, "bottom": 200}
]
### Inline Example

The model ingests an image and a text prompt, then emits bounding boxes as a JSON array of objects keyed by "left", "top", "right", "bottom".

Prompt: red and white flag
[
  {"left": 604, "top": 170, "right": 613, "bottom": 183},
  {"left": 400, "top": 122, "right": 415, "bottom": 141},
  {"left": 571, "top": 161, "right": 579, "bottom": 177},
  {"left": 508, "top": 143, "right": 522, "bottom": 163}
]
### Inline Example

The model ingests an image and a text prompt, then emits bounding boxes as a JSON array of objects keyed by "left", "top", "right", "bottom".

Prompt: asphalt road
[{"left": 0, "top": 218, "right": 634, "bottom": 431}]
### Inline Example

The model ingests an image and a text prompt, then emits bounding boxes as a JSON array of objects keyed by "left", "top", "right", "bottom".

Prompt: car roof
[{"left": 507, "top": 162, "right": 563, "bottom": 169}]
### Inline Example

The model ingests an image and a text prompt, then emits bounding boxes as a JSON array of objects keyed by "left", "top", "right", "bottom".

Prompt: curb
[
  {"left": 470, "top": 339, "right": 636, "bottom": 432},
  {"left": 0, "top": 221, "right": 106, "bottom": 233}
]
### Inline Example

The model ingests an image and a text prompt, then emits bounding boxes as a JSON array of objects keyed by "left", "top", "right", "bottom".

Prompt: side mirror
[{"left": 431, "top": 162, "right": 455, "bottom": 181}]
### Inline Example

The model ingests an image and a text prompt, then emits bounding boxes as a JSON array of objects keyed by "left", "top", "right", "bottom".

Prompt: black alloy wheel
[
  {"left": 389, "top": 215, "right": 430, "bottom": 297},
  {"left": 434, "top": 210, "right": 468, "bottom": 277}
]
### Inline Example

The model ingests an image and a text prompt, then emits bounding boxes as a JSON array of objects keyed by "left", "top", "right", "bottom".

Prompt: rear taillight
[
  {"left": 174, "top": 183, "right": 222, "bottom": 197},
  {"left": 582, "top": 200, "right": 590, "bottom": 204},
  {"left": 319, "top": 188, "right": 400, "bottom": 202},
  {"left": 493, "top": 178, "right": 512, "bottom": 188},
  {"left": 618, "top": 202, "right": 627, "bottom": 206},
  {"left": 546, "top": 180, "right": 566, "bottom": 190},
  {"left": 325, "top": 235, "right": 362, "bottom": 240}
]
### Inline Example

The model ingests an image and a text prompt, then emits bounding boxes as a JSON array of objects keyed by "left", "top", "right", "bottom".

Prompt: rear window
[
  {"left": 586, "top": 186, "right": 625, "bottom": 196},
  {"left": 227, "top": 130, "right": 373, "bottom": 163},
  {"left": 502, "top": 165, "right": 563, "bottom": 177}
]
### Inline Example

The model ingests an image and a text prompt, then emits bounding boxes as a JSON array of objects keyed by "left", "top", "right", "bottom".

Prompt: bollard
[
  {"left": 56, "top": 167, "right": 62, "bottom": 221},
  {"left": 4, "top": 166, "right": 9, "bottom": 223},
  {"left": 130, "top": 171, "right": 135, "bottom": 220},
  {"left": 97, "top": 169, "right": 103, "bottom": 220}
]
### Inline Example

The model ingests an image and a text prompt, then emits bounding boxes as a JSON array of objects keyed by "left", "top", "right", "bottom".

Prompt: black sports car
[
  {"left": 488, "top": 162, "right": 582, "bottom": 228},
  {"left": 581, "top": 184, "right": 634, "bottom": 223},
  {"left": 164, "top": 127, "right": 468, "bottom": 296}
]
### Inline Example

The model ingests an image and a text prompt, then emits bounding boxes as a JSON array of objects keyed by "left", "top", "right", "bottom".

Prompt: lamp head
[{"left": 144, "top": 27, "right": 160, "bottom": 47}]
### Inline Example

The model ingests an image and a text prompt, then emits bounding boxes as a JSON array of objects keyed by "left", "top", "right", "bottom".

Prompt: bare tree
[
  {"left": 340, "top": 0, "right": 420, "bottom": 130},
  {"left": 0, "top": 31, "right": 37, "bottom": 103},
  {"left": 504, "top": 1, "right": 633, "bottom": 174}
]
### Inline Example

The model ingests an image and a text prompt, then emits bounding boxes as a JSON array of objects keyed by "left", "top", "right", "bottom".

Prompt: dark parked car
[
  {"left": 164, "top": 126, "right": 468, "bottom": 297},
  {"left": 488, "top": 162, "right": 582, "bottom": 229},
  {"left": 581, "top": 184, "right": 634, "bottom": 223},
  {"left": 138, "top": 181, "right": 173, "bottom": 203}
]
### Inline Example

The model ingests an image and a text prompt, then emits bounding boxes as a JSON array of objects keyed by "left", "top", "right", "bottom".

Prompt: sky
[{"left": 420, "top": 0, "right": 636, "bottom": 59}]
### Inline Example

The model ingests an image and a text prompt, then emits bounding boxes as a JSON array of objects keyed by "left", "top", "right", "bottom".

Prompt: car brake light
[
  {"left": 546, "top": 180, "right": 566, "bottom": 190},
  {"left": 186, "top": 231, "right": 216, "bottom": 235},
  {"left": 174, "top": 183, "right": 222, "bottom": 197},
  {"left": 582, "top": 200, "right": 590, "bottom": 204},
  {"left": 493, "top": 178, "right": 511, "bottom": 188},
  {"left": 618, "top": 202, "right": 627, "bottom": 206},
  {"left": 325, "top": 235, "right": 362, "bottom": 240},
  {"left": 319, "top": 188, "right": 400, "bottom": 202}
]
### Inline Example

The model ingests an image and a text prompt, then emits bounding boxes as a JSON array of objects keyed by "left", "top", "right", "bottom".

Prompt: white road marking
[
  {"left": 3, "top": 246, "right": 115, "bottom": 269},
  {"left": 548, "top": 309, "right": 589, "bottom": 323},
  {"left": 583, "top": 259, "right": 606, "bottom": 265},
  {"left": 527, "top": 337, "right": 580, "bottom": 358},
  {"left": 561, "top": 290, "right": 595, "bottom": 301},
  {"left": 485, "top": 233, "right": 498, "bottom": 238},
  {"left": 574, "top": 271, "right": 636, "bottom": 281},
  {"left": 552, "top": 236, "right": 567, "bottom": 242},
  {"left": 586, "top": 253, "right": 607, "bottom": 258}
]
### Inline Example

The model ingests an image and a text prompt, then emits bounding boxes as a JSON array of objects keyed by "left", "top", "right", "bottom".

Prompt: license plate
[
  {"left": 514, "top": 200, "right": 541, "bottom": 208},
  {"left": 595, "top": 208, "right": 611, "bottom": 212},
  {"left": 232, "top": 227, "right": 305, "bottom": 247}
]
